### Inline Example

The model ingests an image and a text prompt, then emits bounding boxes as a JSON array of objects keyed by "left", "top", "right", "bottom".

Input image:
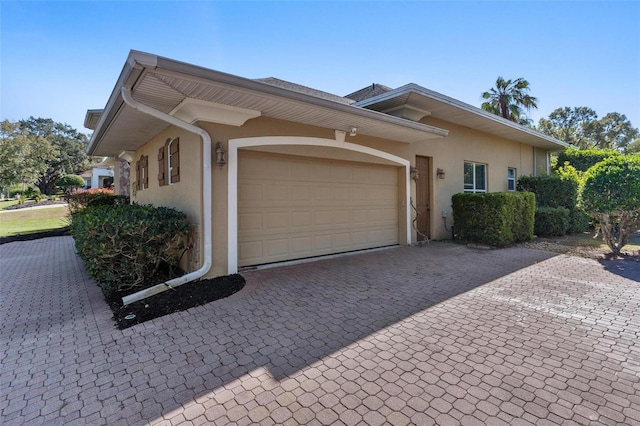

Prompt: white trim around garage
[{"left": 227, "top": 136, "right": 411, "bottom": 274}]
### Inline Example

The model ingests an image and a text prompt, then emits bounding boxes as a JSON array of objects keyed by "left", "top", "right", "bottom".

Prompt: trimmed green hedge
[
  {"left": 555, "top": 148, "right": 621, "bottom": 172},
  {"left": 70, "top": 203, "right": 189, "bottom": 297},
  {"left": 516, "top": 175, "right": 576, "bottom": 209},
  {"left": 452, "top": 192, "right": 535, "bottom": 247},
  {"left": 534, "top": 207, "right": 569, "bottom": 237},
  {"left": 516, "top": 174, "right": 590, "bottom": 234}
]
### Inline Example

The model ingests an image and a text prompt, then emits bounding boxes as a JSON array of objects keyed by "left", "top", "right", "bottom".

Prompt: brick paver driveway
[{"left": 1, "top": 236, "right": 639, "bottom": 425}]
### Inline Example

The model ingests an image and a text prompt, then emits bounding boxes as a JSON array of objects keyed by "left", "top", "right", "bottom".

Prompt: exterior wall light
[
  {"left": 437, "top": 168, "right": 445, "bottom": 179},
  {"left": 410, "top": 166, "right": 419, "bottom": 181},
  {"left": 215, "top": 142, "right": 227, "bottom": 169},
  {"left": 349, "top": 126, "right": 358, "bottom": 137}
]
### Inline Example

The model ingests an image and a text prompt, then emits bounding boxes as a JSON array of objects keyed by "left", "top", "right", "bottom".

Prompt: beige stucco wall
[
  {"left": 131, "top": 126, "right": 204, "bottom": 274},
  {"left": 200, "top": 117, "right": 412, "bottom": 277},
  {"left": 130, "top": 114, "right": 550, "bottom": 279},
  {"left": 411, "top": 117, "right": 543, "bottom": 240}
]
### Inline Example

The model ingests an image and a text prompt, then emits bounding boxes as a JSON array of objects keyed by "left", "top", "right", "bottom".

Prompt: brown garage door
[{"left": 238, "top": 151, "right": 399, "bottom": 267}]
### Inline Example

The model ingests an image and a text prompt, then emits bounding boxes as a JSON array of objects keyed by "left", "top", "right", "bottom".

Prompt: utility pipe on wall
[{"left": 120, "top": 87, "right": 213, "bottom": 305}]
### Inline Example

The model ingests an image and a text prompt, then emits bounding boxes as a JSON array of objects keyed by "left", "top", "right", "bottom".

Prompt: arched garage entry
[{"left": 227, "top": 136, "right": 411, "bottom": 273}]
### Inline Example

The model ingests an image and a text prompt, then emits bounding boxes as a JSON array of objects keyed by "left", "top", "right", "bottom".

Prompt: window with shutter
[
  {"left": 135, "top": 159, "right": 141, "bottom": 190},
  {"left": 169, "top": 138, "right": 180, "bottom": 184},
  {"left": 142, "top": 155, "right": 149, "bottom": 189},
  {"left": 135, "top": 155, "right": 150, "bottom": 190},
  {"left": 158, "top": 142, "right": 167, "bottom": 186}
]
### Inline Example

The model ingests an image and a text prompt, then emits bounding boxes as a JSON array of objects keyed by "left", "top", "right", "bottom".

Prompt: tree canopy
[
  {"left": 580, "top": 154, "right": 640, "bottom": 255},
  {"left": 481, "top": 77, "right": 538, "bottom": 125},
  {"left": 538, "top": 107, "right": 639, "bottom": 152},
  {"left": 0, "top": 117, "right": 91, "bottom": 195},
  {"left": 57, "top": 174, "right": 87, "bottom": 194},
  {"left": 0, "top": 120, "right": 47, "bottom": 191}
]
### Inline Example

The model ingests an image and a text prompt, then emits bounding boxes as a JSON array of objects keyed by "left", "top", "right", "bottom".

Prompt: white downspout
[{"left": 120, "top": 87, "right": 213, "bottom": 305}]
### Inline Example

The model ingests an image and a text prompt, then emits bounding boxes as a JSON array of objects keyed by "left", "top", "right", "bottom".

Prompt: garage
[{"left": 237, "top": 151, "right": 400, "bottom": 267}]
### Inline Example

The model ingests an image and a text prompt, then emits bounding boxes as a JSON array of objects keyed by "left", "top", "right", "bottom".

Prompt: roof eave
[
  {"left": 151, "top": 55, "right": 449, "bottom": 137},
  {"left": 355, "top": 83, "right": 569, "bottom": 151},
  {"left": 88, "top": 51, "right": 450, "bottom": 157}
]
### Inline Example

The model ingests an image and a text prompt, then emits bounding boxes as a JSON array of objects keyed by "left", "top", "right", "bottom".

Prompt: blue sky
[{"left": 1, "top": 1, "right": 639, "bottom": 134}]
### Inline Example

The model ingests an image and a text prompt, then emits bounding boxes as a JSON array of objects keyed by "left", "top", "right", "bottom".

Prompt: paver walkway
[{"left": 1, "top": 236, "right": 639, "bottom": 425}]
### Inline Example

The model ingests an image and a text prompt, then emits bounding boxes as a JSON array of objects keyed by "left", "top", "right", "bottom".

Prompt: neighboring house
[
  {"left": 85, "top": 50, "right": 568, "bottom": 280},
  {"left": 79, "top": 162, "right": 114, "bottom": 189}
]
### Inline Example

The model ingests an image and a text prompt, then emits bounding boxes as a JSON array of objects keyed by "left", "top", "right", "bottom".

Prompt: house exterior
[
  {"left": 86, "top": 50, "right": 568, "bottom": 280},
  {"left": 78, "top": 161, "right": 114, "bottom": 189}
]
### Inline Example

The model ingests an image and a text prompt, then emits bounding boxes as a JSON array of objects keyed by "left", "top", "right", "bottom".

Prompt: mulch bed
[
  {"left": 107, "top": 274, "right": 246, "bottom": 329},
  {"left": 2, "top": 200, "right": 67, "bottom": 210},
  {"left": 1, "top": 230, "right": 246, "bottom": 328}
]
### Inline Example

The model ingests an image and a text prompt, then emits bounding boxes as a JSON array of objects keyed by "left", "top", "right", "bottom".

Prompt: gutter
[{"left": 120, "top": 87, "right": 213, "bottom": 305}]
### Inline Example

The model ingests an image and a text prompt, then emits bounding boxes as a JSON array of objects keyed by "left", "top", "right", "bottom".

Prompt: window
[
  {"left": 168, "top": 138, "right": 180, "bottom": 184},
  {"left": 158, "top": 138, "right": 180, "bottom": 186},
  {"left": 507, "top": 168, "right": 516, "bottom": 191},
  {"left": 136, "top": 155, "right": 148, "bottom": 190},
  {"left": 464, "top": 162, "right": 486, "bottom": 193}
]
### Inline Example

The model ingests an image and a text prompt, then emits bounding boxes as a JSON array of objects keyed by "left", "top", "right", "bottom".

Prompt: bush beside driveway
[{"left": 1, "top": 237, "right": 639, "bottom": 425}]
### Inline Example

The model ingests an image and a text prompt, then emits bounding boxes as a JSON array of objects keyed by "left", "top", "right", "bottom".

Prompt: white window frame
[
  {"left": 507, "top": 167, "right": 516, "bottom": 191},
  {"left": 464, "top": 162, "right": 487, "bottom": 193}
]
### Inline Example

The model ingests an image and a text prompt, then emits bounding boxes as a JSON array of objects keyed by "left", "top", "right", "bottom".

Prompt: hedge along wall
[
  {"left": 70, "top": 203, "right": 189, "bottom": 297},
  {"left": 452, "top": 192, "right": 535, "bottom": 247},
  {"left": 516, "top": 175, "right": 576, "bottom": 209},
  {"left": 516, "top": 174, "right": 590, "bottom": 234},
  {"left": 555, "top": 148, "right": 621, "bottom": 172}
]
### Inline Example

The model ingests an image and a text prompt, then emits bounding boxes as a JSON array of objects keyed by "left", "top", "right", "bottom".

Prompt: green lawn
[
  {"left": 0, "top": 205, "right": 69, "bottom": 237},
  {"left": 0, "top": 199, "right": 22, "bottom": 209}
]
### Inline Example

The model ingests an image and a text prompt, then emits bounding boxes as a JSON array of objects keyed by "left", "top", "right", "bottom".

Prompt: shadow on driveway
[
  {"left": 599, "top": 256, "right": 640, "bottom": 282},
  {"left": 16, "top": 237, "right": 640, "bottom": 425}
]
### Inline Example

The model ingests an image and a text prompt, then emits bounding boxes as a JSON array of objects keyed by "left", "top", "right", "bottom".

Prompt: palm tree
[{"left": 481, "top": 77, "right": 538, "bottom": 125}]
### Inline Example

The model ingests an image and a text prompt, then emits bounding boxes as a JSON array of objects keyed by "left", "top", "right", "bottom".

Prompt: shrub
[
  {"left": 581, "top": 154, "right": 640, "bottom": 255},
  {"left": 452, "top": 192, "right": 535, "bottom": 247},
  {"left": 57, "top": 174, "right": 86, "bottom": 194},
  {"left": 9, "top": 185, "right": 40, "bottom": 199},
  {"left": 555, "top": 147, "right": 621, "bottom": 172},
  {"left": 70, "top": 203, "right": 189, "bottom": 297},
  {"left": 66, "top": 188, "right": 115, "bottom": 213},
  {"left": 517, "top": 175, "right": 576, "bottom": 209},
  {"left": 517, "top": 174, "right": 590, "bottom": 233},
  {"left": 534, "top": 207, "right": 569, "bottom": 237},
  {"left": 87, "top": 194, "right": 130, "bottom": 208},
  {"left": 568, "top": 209, "right": 591, "bottom": 234}
]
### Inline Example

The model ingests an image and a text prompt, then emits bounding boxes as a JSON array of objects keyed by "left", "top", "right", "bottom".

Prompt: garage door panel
[
  {"left": 292, "top": 211, "right": 312, "bottom": 227},
  {"left": 334, "top": 232, "right": 352, "bottom": 248},
  {"left": 265, "top": 212, "right": 290, "bottom": 228},
  {"left": 265, "top": 159, "right": 292, "bottom": 178},
  {"left": 291, "top": 186, "right": 312, "bottom": 201},
  {"left": 238, "top": 151, "right": 399, "bottom": 267},
  {"left": 239, "top": 183, "right": 264, "bottom": 202},
  {"left": 239, "top": 241, "right": 263, "bottom": 263},
  {"left": 312, "top": 163, "right": 333, "bottom": 179},
  {"left": 265, "top": 238, "right": 289, "bottom": 257},
  {"left": 291, "top": 236, "right": 312, "bottom": 254},
  {"left": 238, "top": 212, "right": 263, "bottom": 231}
]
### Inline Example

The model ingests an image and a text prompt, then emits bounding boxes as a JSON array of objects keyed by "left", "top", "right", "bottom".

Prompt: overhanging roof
[
  {"left": 87, "top": 51, "right": 449, "bottom": 156},
  {"left": 354, "top": 84, "right": 569, "bottom": 151}
]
